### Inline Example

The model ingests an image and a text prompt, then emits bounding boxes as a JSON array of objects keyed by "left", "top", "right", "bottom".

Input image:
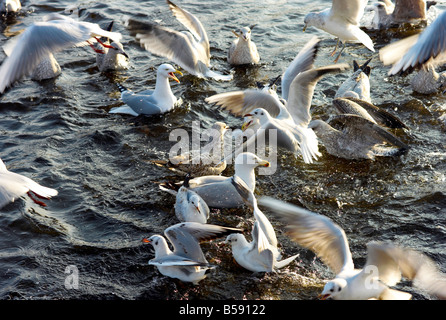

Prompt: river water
[{"left": 0, "top": 0, "right": 445, "bottom": 300}]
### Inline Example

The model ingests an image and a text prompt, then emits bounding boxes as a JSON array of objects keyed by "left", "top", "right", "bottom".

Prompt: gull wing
[
  {"left": 286, "top": 64, "right": 349, "bottom": 127},
  {"left": 380, "top": 10, "right": 446, "bottom": 74},
  {"left": 167, "top": 0, "right": 210, "bottom": 61},
  {"left": 231, "top": 175, "right": 278, "bottom": 248},
  {"left": 281, "top": 36, "right": 320, "bottom": 101},
  {"left": 385, "top": 243, "right": 446, "bottom": 300},
  {"left": 331, "top": 0, "right": 369, "bottom": 25},
  {"left": 361, "top": 241, "right": 403, "bottom": 286},
  {"left": 126, "top": 20, "right": 201, "bottom": 76},
  {"left": 165, "top": 222, "right": 242, "bottom": 263},
  {"left": 206, "top": 89, "right": 288, "bottom": 119},
  {"left": 328, "top": 114, "right": 409, "bottom": 150},
  {"left": 258, "top": 196, "right": 354, "bottom": 275},
  {"left": 251, "top": 221, "right": 275, "bottom": 272},
  {"left": 0, "top": 17, "right": 120, "bottom": 93},
  {"left": 344, "top": 97, "right": 408, "bottom": 129}
]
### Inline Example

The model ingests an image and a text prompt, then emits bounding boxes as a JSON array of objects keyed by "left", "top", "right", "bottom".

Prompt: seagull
[
  {"left": 142, "top": 222, "right": 243, "bottom": 284},
  {"left": 258, "top": 196, "right": 446, "bottom": 300},
  {"left": 206, "top": 74, "right": 284, "bottom": 143},
  {"left": 0, "top": 0, "right": 21, "bottom": 14},
  {"left": 125, "top": 0, "right": 232, "bottom": 81},
  {"left": 109, "top": 63, "right": 182, "bottom": 116},
  {"left": 174, "top": 174, "right": 210, "bottom": 224},
  {"left": 380, "top": 9, "right": 446, "bottom": 75},
  {"left": 225, "top": 176, "right": 299, "bottom": 273},
  {"left": 332, "top": 97, "right": 408, "bottom": 129},
  {"left": 369, "top": 0, "right": 430, "bottom": 29},
  {"left": 95, "top": 21, "right": 130, "bottom": 72},
  {"left": 303, "top": 0, "right": 375, "bottom": 62},
  {"left": 0, "top": 158, "right": 58, "bottom": 209},
  {"left": 207, "top": 37, "right": 349, "bottom": 164},
  {"left": 335, "top": 59, "right": 372, "bottom": 103},
  {"left": 308, "top": 113, "right": 409, "bottom": 160},
  {"left": 410, "top": 65, "right": 446, "bottom": 94},
  {"left": 152, "top": 122, "right": 229, "bottom": 176},
  {"left": 227, "top": 25, "right": 260, "bottom": 65},
  {"left": 0, "top": 13, "right": 122, "bottom": 93},
  {"left": 209, "top": 64, "right": 350, "bottom": 164},
  {"left": 368, "top": 0, "right": 394, "bottom": 30},
  {"left": 223, "top": 37, "right": 320, "bottom": 138},
  {"left": 159, "top": 152, "right": 270, "bottom": 209}
]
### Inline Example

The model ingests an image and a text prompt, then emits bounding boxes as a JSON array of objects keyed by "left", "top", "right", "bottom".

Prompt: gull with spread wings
[
  {"left": 126, "top": 0, "right": 232, "bottom": 81},
  {"left": 207, "top": 37, "right": 348, "bottom": 164},
  {"left": 259, "top": 196, "right": 446, "bottom": 300}
]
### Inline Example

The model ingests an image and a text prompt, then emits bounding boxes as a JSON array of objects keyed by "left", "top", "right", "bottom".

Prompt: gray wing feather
[
  {"left": 126, "top": 20, "right": 200, "bottom": 76},
  {"left": 165, "top": 222, "right": 242, "bottom": 262},
  {"left": 344, "top": 97, "right": 408, "bottom": 129},
  {"left": 120, "top": 92, "right": 163, "bottom": 115},
  {"left": 258, "top": 196, "right": 354, "bottom": 275},
  {"left": 328, "top": 114, "right": 409, "bottom": 150}
]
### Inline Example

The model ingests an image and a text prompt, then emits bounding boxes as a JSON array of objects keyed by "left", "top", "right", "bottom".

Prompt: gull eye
[
  {"left": 261, "top": 112, "right": 264, "bottom": 115},
  {"left": 330, "top": 288, "right": 334, "bottom": 293},
  {"left": 338, "top": 287, "right": 341, "bottom": 292}
]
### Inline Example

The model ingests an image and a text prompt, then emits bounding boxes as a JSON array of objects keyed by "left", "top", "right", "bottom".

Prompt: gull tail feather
[
  {"left": 275, "top": 253, "right": 299, "bottom": 269},
  {"left": 351, "top": 26, "right": 375, "bottom": 52},
  {"left": 109, "top": 106, "right": 139, "bottom": 116}
]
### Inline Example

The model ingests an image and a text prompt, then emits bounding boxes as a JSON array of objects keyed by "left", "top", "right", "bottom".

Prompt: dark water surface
[{"left": 0, "top": 0, "right": 445, "bottom": 300}]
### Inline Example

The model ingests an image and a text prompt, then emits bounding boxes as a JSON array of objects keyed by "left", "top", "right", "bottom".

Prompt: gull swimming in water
[
  {"left": 0, "top": 158, "right": 58, "bottom": 209},
  {"left": 380, "top": 9, "right": 446, "bottom": 75},
  {"left": 332, "top": 97, "right": 408, "bottom": 129},
  {"left": 152, "top": 121, "right": 229, "bottom": 176},
  {"left": 142, "top": 222, "right": 243, "bottom": 284},
  {"left": 109, "top": 63, "right": 182, "bottom": 116},
  {"left": 159, "top": 152, "right": 270, "bottom": 209},
  {"left": 227, "top": 25, "right": 260, "bottom": 65},
  {"left": 174, "top": 174, "right": 210, "bottom": 224},
  {"left": 125, "top": 0, "right": 232, "bottom": 81},
  {"left": 335, "top": 59, "right": 372, "bottom": 103},
  {"left": 0, "top": 13, "right": 122, "bottom": 93},
  {"left": 309, "top": 113, "right": 409, "bottom": 160},
  {"left": 258, "top": 197, "right": 446, "bottom": 300},
  {"left": 410, "top": 65, "right": 446, "bottom": 94},
  {"left": 225, "top": 176, "right": 299, "bottom": 273},
  {"left": 95, "top": 21, "right": 130, "bottom": 72},
  {"left": 0, "top": 0, "right": 21, "bottom": 13},
  {"left": 303, "top": 0, "right": 375, "bottom": 62}
]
